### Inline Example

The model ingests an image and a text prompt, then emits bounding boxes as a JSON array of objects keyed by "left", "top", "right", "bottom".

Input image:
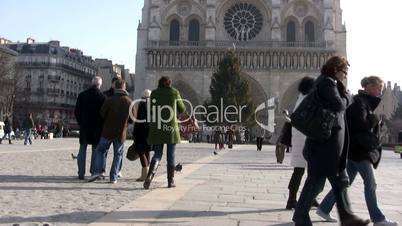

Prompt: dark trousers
[
  {"left": 293, "top": 169, "right": 353, "bottom": 226},
  {"left": 288, "top": 167, "right": 305, "bottom": 201},
  {"left": 275, "top": 143, "right": 286, "bottom": 163},
  {"left": 1, "top": 132, "right": 12, "bottom": 142},
  {"left": 256, "top": 137, "right": 263, "bottom": 150}
]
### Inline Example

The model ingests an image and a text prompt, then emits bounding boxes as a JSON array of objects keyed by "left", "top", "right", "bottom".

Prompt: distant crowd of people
[
  {"left": 0, "top": 113, "right": 70, "bottom": 145},
  {"left": 1, "top": 113, "right": 36, "bottom": 145}
]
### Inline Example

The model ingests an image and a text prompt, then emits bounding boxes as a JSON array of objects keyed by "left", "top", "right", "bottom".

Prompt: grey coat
[{"left": 303, "top": 75, "right": 350, "bottom": 176}]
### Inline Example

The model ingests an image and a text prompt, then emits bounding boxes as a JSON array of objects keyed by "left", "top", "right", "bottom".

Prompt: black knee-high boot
[
  {"left": 143, "top": 160, "right": 159, "bottom": 189},
  {"left": 167, "top": 165, "right": 176, "bottom": 188},
  {"left": 286, "top": 167, "right": 305, "bottom": 209}
]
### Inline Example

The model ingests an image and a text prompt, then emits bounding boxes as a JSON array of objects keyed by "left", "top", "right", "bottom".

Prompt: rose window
[{"left": 224, "top": 3, "right": 263, "bottom": 41}]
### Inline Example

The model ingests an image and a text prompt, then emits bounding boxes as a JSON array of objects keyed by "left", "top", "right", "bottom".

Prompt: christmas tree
[{"left": 204, "top": 49, "right": 254, "bottom": 127}]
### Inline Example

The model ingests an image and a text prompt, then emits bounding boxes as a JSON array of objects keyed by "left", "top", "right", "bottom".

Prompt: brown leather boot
[
  {"left": 167, "top": 165, "right": 176, "bottom": 188},
  {"left": 143, "top": 160, "right": 159, "bottom": 189}
]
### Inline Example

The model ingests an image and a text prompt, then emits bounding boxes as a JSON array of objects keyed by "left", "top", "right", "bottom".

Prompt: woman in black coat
[
  {"left": 292, "top": 56, "right": 369, "bottom": 226},
  {"left": 317, "top": 76, "right": 398, "bottom": 226},
  {"left": 133, "top": 89, "right": 152, "bottom": 181}
]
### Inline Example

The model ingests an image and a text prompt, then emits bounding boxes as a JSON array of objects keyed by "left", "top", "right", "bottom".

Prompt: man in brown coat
[{"left": 88, "top": 79, "right": 132, "bottom": 184}]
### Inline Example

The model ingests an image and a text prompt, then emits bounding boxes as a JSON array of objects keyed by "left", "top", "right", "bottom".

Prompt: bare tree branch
[{"left": 0, "top": 52, "right": 17, "bottom": 117}]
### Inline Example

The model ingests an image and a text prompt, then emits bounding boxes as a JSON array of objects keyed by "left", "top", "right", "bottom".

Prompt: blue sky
[
  {"left": 0, "top": 0, "right": 142, "bottom": 73},
  {"left": 1, "top": 0, "right": 401, "bottom": 93}
]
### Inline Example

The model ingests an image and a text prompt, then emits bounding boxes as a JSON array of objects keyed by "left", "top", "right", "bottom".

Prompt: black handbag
[
  {"left": 126, "top": 143, "right": 139, "bottom": 161},
  {"left": 290, "top": 89, "right": 336, "bottom": 141}
]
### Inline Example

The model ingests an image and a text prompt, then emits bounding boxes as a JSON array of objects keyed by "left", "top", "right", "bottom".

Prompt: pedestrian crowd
[
  {"left": 278, "top": 56, "right": 398, "bottom": 226},
  {"left": 1, "top": 113, "right": 36, "bottom": 145},
  {"left": 75, "top": 75, "right": 185, "bottom": 189},
  {"left": 74, "top": 55, "right": 398, "bottom": 225},
  {"left": 1, "top": 55, "right": 400, "bottom": 226}
]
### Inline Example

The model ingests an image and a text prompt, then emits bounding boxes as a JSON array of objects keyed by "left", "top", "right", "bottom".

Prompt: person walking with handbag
[
  {"left": 292, "top": 56, "right": 370, "bottom": 226},
  {"left": 276, "top": 112, "right": 291, "bottom": 163},
  {"left": 74, "top": 76, "right": 106, "bottom": 180},
  {"left": 132, "top": 89, "right": 152, "bottom": 182},
  {"left": 143, "top": 76, "right": 186, "bottom": 189},
  {"left": 316, "top": 76, "right": 398, "bottom": 226},
  {"left": 286, "top": 76, "right": 320, "bottom": 210},
  {"left": 88, "top": 79, "right": 132, "bottom": 184}
]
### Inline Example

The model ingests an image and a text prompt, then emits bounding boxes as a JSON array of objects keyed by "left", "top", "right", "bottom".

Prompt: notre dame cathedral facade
[{"left": 135, "top": 0, "right": 346, "bottom": 131}]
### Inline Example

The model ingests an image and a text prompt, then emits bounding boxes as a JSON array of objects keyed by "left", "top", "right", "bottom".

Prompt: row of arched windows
[
  {"left": 286, "top": 20, "right": 316, "bottom": 42},
  {"left": 169, "top": 19, "right": 200, "bottom": 44},
  {"left": 168, "top": 18, "right": 317, "bottom": 43}
]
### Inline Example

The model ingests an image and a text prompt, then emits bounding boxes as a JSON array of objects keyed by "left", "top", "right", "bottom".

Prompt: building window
[
  {"left": 39, "top": 78, "right": 44, "bottom": 89},
  {"left": 286, "top": 20, "right": 296, "bottom": 42},
  {"left": 224, "top": 3, "right": 263, "bottom": 41},
  {"left": 169, "top": 19, "right": 180, "bottom": 45},
  {"left": 188, "top": 19, "right": 200, "bottom": 44},
  {"left": 25, "top": 80, "right": 31, "bottom": 90},
  {"left": 25, "top": 75, "right": 31, "bottom": 91},
  {"left": 305, "top": 20, "right": 315, "bottom": 42}
]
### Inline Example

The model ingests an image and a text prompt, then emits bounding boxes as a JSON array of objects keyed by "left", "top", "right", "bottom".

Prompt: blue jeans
[
  {"left": 293, "top": 168, "right": 352, "bottom": 226},
  {"left": 92, "top": 137, "right": 124, "bottom": 181},
  {"left": 77, "top": 143, "right": 97, "bottom": 177},
  {"left": 319, "top": 160, "right": 386, "bottom": 222},
  {"left": 152, "top": 144, "right": 176, "bottom": 167},
  {"left": 103, "top": 147, "right": 123, "bottom": 173},
  {"left": 24, "top": 129, "right": 32, "bottom": 145}
]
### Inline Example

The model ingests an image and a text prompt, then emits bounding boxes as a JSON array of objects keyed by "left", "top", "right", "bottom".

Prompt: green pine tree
[{"left": 204, "top": 50, "right": 255, "bottom": 127}]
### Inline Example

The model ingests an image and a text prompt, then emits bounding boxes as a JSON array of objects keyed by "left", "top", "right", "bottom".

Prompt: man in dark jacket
[
  {"left": 102, "top": 76, "right": 123, "bottom": 177},
  {"left": 22, "top": 113, "right": 34, "bottom": 145},
  {"left": 0, "top": 116, "right": 12, "bottom": 144},
  {"left": 74, "top": 76, "right": 106, "bottom": 180},
  {"left": 103, "top": 77, "right": 118, "bottom": 97},
  {"left": 88, "top": 78, "right": 132, "bottom": 184}
]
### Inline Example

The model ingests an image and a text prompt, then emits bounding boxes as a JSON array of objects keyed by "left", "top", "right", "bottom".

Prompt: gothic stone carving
[
  {"left": 294, "top": 2, "right": 308, "bottom": 18},
  {"left": 177, "top": 1, "right": 192, "bottom": 16}
]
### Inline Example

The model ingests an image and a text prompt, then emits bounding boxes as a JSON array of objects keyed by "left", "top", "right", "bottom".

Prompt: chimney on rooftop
[{"left": 27, "top": 37, "right": 35, "bottom": 44}]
